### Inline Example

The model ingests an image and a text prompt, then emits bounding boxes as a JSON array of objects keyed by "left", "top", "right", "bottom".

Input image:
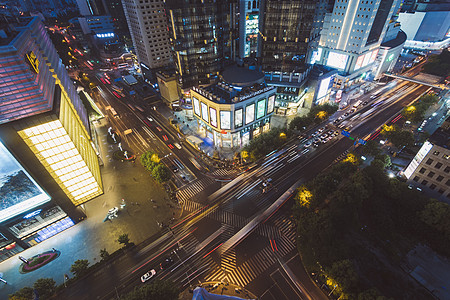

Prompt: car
[
  {"left": 304, "top": 142, "right": 312, "bottom": 148},
  {"left": 156, "top": 126, "right": 162, "bottom": 132},
  {"left": 160, "top": 257, "right": 174, "bottom": 269},
  {"left": 313, "top": 142, "right": 319, "bottom": 148},
  {"left": 344, "top": 112, "right": 350, "bottom": 117},
  {"left": 362, "top": 101, "right": 368, "bottom": 105},
  {"left": 170, "top": 165, "right": 178, "bottom": 173},
  {"left": 147, "top": 117, "right": 153, "bottom": 122},
  {"left": 174, "top": 143, "right": 182, "bottom": 149},
  {"left": 318, "top": 128, "right": 324, "bottom": 133},
  {"left": 163, "top": 135, "right": 168, "bottom": 141},
  {"left": 141, "top": 269, "right": 156, "bottom": 282}
]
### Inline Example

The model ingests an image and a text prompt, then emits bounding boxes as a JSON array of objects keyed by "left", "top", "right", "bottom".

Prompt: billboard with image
[
  {"left": 193, "top": 97, "right": 200, "bottom": 116},
  {"left": 256, "top": 99, "right": 266, "bottom": 119},
  {"left": 0, "top": 141, "right": 51, "bottom": 223},
  {"left": 326, "top": 51, "right": 348, "bottom": 69},
  {"left": 201, "top": 102, "right": 208, "bottom": 122},
  {"left": 245, "top": 104, "right": 255, "bottom": 125},
  {"left": 220, "top": 111, "right": 231, "bottom": 130},
  {"left": 210, "top": 107, "right": 217, "bottom": 128},
  {"left": 267, "top": 95, "right": 275, "bottom": 114},
  {"left": 235, "top": 108, "right": 243, "bottom": 128}
]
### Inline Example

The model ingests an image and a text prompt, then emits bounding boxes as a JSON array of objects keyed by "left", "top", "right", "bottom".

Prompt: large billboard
[
  {"left": 245, "top": 104, "right": 255, "bottom": 125},
  {"left": 193, "top": 97, "right": 200, "bottom": 116},
  {"left": 327, "top": 51, "right": 348, "bottom": 70},
  {"left": 257, "top": 99, "right": 266, "bottom": 120},
  {"left": 317, "top": 76, "right": 332, "bottom": 100},
  {"left": 210, "top": 107, "right": 217, "bottom": 128},
  {"left": 201, "top": 102, "right": 208, "bottom": 122},
  {"left": 0, "top": 141, "right": 51, "bottom": 223},
  {"left": 267, "top": 95, "right": 275, "bottom": 114},
  {"left": 235, "top": 108, "right": 243, "bottom": 128},
  {"left": 220, "top": 111, "right": 231, "bottom": 130}
]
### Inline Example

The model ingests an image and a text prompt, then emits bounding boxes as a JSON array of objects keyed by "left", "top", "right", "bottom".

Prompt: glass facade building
[
  {"left": 0, "top": 17, "right": 103, "bottom": 261},
  {"left": 260, "top": 0, "right": 317, "bottom": 73},
  {"left": 164, "top": 0, "right": 232, "bottom": 91}
]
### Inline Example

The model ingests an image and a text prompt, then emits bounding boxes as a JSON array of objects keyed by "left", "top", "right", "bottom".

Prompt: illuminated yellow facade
[{"left": 15, "top": 83, "right": 103, "bottom": 206}]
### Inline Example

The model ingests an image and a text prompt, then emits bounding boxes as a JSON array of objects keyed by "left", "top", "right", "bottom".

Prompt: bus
[
  {"left": 111, "top": 84, "right": 123, "bottom": 92},
  {"left": 352, "top": 100, "right": 362, "bottom": 108}
]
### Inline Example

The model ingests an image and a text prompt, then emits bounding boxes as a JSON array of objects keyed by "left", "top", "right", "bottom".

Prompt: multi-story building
[
  {"left": 310, "top": 0, "right": 401, "bottom": 88},
  {"left": 239, "top": 0, "right": 261, "bottom": 58},
  {"left": 76, "top": 0, "right": 105, "bottom": 16},
  {"left": 122, "top": 0, "right": 172, "bottom": 81},
  {"left": 190, "top": 65, "right": 276, "bottom": 149},
  {"left": 164, "top": 0, "right": 232, "bottom": 93},
  {"left": 0, "top": 17, "right": 103, "bottom": 260},
  {"left": 404, "top": 122, "right": 450, "bottom": 203},
  {"left": 102, "top": 0, "right": 131, "bottom": 42},
  {"left": 259, "top": 0, "right": 317, "bottom": 73}
]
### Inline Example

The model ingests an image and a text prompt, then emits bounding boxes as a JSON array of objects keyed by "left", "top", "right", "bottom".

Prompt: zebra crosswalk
[
  {"left": 210, "top": 168, "right": 241, "bottom": 178},
  {"left": 176, "top": 177, "right": 216, "bottom": 202}
]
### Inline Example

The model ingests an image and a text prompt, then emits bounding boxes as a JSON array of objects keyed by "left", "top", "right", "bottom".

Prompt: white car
[
  {"left": 304, "top": 142, "right": 312, "bottom": 148},
  {"left": 141, "top": 269, "right": 156, "bottom": 283},
  {"left": 174, "top": 143, "right": 182, "bottom": 149}
]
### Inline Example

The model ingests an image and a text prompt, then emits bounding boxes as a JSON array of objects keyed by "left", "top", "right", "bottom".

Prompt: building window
[
  {"left": 427, "top": 171, "right": 435, "bottom": 178},
  {"left": 430, "top": 184, "right": 437, "bottom": 190},
  {"left": 419, "top": 167, "right": 426, "bottom": 174},
  {"left": 433, "top": 151, "right": 440, "bottom": 155},
  {"left": 443, "top": 154, "right": 450, "bottom": 160},
  {"left": 413, "top": 176, "right": 420, "bottom": 182},
  {"left": 445, "top": 166, "right": 450, "bottom": 173},
  {"left": 421, "top": 180, "right": 428, "bottom": 185},
  {"left": 438, "top": 189, "right": 445, "bottom": 194},
  {"left": 446, "top": 179, "right": 450, "bottom": 186},
  {"left": 437, "top": 175, "right": 444, "bottom": 182},
  {"left": 435, "top": 162, "right": 443, "bottom": 169},
  {"left": 426, "top": 158, "right": 433, "bottom": 165}
]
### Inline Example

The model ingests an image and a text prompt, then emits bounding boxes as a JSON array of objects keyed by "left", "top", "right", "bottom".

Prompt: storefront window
[{"left": 235, "top": 108, "right": 243, "bottom": 128}]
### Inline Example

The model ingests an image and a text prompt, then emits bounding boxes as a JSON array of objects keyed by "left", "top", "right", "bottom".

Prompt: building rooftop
[
  {"left": 381, "top": 30, "right": 407, "bottom": 48},
  {"left": 221, "top": 65, "right": 265, "bottom": 87},
  {"left": 429, "top": 126, "right": 450, "bottom": 149}
]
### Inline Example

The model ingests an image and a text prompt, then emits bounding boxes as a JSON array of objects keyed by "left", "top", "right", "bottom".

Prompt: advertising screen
[
  {"left": 0, "top": 141, "right": 51, "bottom": 223},
  {"left": 326, "top": 51, "right": 348, "bottom": 69},
  {"left": 267, "top": 95, "right": 275, "bottom": 114},
  {"left": 245, "top": 104, "right": 255, "bottom": 125},
  {"left": 354, "top": 55, "right": 364, "bottom": 71},
  {"left": 210, "top": 107, "right": 217, "bottom": 128},
  {"left": 317, "top": 77, "right": 331, "bottom": 100},
  {"left": 256, "top": 99, "right": 266, "bottom": 119},
  {"left": 201, "top": 102, "right": 208, "bottom": 122},
  {"left": 310, "top": 47, "right": 323, "bottom": 64},
  {"left": 362, "top": 52, "right": 372, "bottom": 67},
  {"left": 369, "top": 49, "right": 379, "bottom": 63},
  {"left": 235, "top": 108, "right": 243, "bottom": 128},
  {"left": 193, "top": 97, "right": 200, "bottom": 116},
  {"left": 220, "top": 111, "right": 231, "bottom": 130}
]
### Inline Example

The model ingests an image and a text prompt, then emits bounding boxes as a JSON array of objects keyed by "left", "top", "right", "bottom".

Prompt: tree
[
  {"left": 387, "top": 130, "right": 414, "bottom": 148},
  {"left": 118, "top": 233, "right": 131, "bottom": 246},
  {"left": 361, "top": 140, "right": 381, "bottom": 157},
  {"left": 419, "top": 200, "right": 450, "bottom": 235},
  {"left": 122, "top": 280, "right": 179, "bottom": 300},
  {"left": 152, "top": 164, "right": 172, "bottom": 183},
  {"left": 33, "top": 278, "right": 56, "bottom": 299},
  {"left": 295, "top": 185, "right": 313, "bottom": 208},
  {"left": 326, "top": 259, "right": 359, "bottom": 292},
  {"left": 100, "top": 248, "right": 110, "bottom": 260},
  {"left": 8, "top": 287, "right": 33, "bottom": 300},
  {"left": 70, "top": 259, "right": 90, "bottom": 278},
  {"left": 373, "top": 154, "right": 391, "bottom": 168},
  {"left": 140, "top": 151, "right": 160, "bottom": 172}
]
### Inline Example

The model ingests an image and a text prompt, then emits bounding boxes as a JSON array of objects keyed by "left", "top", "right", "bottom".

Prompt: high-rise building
[
  {"left": 404, "top": 120, "right": 450, "bottom": 203},
  {"left": 0, "top": 17, "right": 103, "bottom": 260},
  {"left": 76, "top": 0, "right": 105, "bottom": 16},
  {"left": 101, "top": 0, "right": 130, "bottom": 41},
  {"left": 259, "top": 0, "right": 317, "bottom": 73},
  {"left": 310, "top": 0, "right": 401, "bottom": 88},
  {"left": 122, "top": 0, "right": 172, "bottom": 81},
  {"left": 164, "top": 0, "right": 232, "bottom": 93},
  {"left": 239, "top": 0, "right": 260, "bottom": 58}
]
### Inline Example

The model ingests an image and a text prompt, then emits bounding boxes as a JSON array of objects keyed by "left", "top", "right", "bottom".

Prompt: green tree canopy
[
  {"left": 9, "top": 287, "right": 33, "bottom": 300},
  {"left": 122, "top": 280, "right": 179, "bottom": 300},
  {"left": 152, "top": 164, "right": 172, "bottom": 183},
  {"left": 326, "top": 259, "right": 359, "bottom": 292},
  {"left": 118, "top": 233, "right": 131, "bottom": 246},
  {"left": 33, "top": 278, "right": 56, "bottom": 299},
  {"left": 70, "top": 259, "right": 90, "bottom": 278}
]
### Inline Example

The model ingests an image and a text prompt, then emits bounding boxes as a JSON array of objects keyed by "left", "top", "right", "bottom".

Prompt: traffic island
[
  {"left": 179, "top": 281, "right": 257, "bottom": 299},
  {"left": 113, "top": 150, "right": 136, "bottom": 161},
  {"left": 19, "top": 250, "right": 61, "bottom": 274}
]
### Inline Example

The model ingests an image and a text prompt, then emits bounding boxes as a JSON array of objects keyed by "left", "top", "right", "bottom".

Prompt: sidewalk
[{"left": 0, "top": 118, "right": 177, "bottom": 298}]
